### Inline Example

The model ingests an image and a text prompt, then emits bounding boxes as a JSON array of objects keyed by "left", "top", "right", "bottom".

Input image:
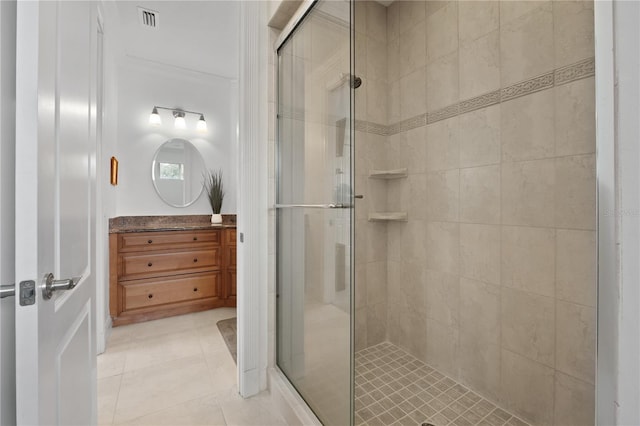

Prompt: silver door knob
[
  {"left": 0, "top": 284, "right": 15, "bottom": 299},
  {"left": 42, "top": 273, "right": 81, "bottom": 300}
]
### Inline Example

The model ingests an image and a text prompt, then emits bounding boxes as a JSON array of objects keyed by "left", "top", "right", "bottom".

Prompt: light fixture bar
[{"left": 149, "top": 106, "right": 207, "bottom": 131}]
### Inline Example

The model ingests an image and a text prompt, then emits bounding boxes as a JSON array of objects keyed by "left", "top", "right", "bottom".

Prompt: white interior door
[{"left": 15, "top": 1, "right": 98, "bottom": 424}]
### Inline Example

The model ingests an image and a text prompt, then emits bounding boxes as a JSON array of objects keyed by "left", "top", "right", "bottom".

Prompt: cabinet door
[{"left": 225, "top": 270, "right": 236, "bottom": 306}]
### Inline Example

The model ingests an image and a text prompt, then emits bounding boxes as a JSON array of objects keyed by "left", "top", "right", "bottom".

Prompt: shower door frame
[{"left": 274, "top": 0, "right": 356, "bottom": 424}]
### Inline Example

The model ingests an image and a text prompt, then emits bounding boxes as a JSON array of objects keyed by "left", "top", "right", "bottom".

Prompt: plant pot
[{"left": 211, "top": 213, "right": 223, "bottom": 224}]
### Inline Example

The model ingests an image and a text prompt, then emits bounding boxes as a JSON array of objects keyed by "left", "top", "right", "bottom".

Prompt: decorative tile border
[{"left": 281, "top": 57, "right": 595, "bottom": 138}]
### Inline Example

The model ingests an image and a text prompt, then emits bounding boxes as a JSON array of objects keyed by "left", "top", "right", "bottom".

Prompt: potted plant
[{"left": 204, "top": 169, "right": 224, "bottom": 224}]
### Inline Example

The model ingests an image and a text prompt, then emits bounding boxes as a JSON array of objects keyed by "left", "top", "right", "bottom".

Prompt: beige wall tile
[
  {"left": 555, "top": 154, "right": 596, "bottom": 230},
  {"left": 400, "top": 20, "right": 426, "bottom": 77},
  {"left": 427, "top": 170, "right": 460, "bottom": 221},
  {"left": 556, "top": 229, "right": 596, "bottom": 307},
  {"left": 400, "top": 67, "right": 427, "bottom": 120},
  {"left": 460, "top": 224, "right": 500, "bottom": 285},
  {"left": 366, "top": 261, "right": 387, "bottom": 305},
  {"left": 555, "top": 77, "right": 596, "bottom": 156},
  {"left": 355, "top": 307, "right": 368, "bottom": 351},
  {"left": 367, "top": 1, "right": 387, "bottom": 43},
  {"left": 500, "top": 3, "right": 554, "bottom": 86},
  {"left": 426, "top": 269, "right": 460, "bottom": 327},
  {"left": 399, "top": 0, "right": 426, "bottom": 34},
  {"left": 460, "top": 165, "right": 501, "bottom": 224},
  {"left": 366, "top": 79, "right": 388, "bottom": 124},
  {"left": 427, "top": 51, "right": 459, "bottom": 111},
  {"left": 367, "top": 302, "right": 388, "bottom": 346},
  {"left": 387, "top": 36, "right": 400, "bottom": 87},
  {"left": 388, "top": 80, "right": 401, "bottom": 124},
  {"left": 460, "top": 277, "right": 500, "bottom": 344},
  {"left": 553, "top": 0, "right": 594, "bottom": 68},
  {"left": 500, "top": 0, "right": 551, "bottom": 24},
  {"left": 459, "top": 1, "right": 499, "bottom": 43},
  {"left": 502, "top": 159, "right": 556, "bottom": 228},
  {"left": 355, "top": 262, "right": 367, "bottom": 309},
  {"left": 363, "top": 220, "right": 388, "bottom": 263},
  {"left": 459, "top": 105, "right": 501, "bottom": 168},
  {"left": 426, "top": 1, "right": 459, "bottom": 64},
  {"left": 502, "top": 287, "right": 555, "bottom": 367},
  {"left": 400, "top": 259, "right": 428, "bottom": 313},
  {"left": 501, "top": 89, "right": 555, "bottom": 162},
  {"left": 354, "top": 0, "right": 367, "bottom": 35},
  {"left": 556, "top": 300, "right": 596, "bottom": 384},
  {"left": 501, "top": 349, "right": 555, "bottom": 425},
  {"left": 460, "top": 30, "right": 500, "bottom": 100},
  {"left": 387, "top": 132, "right": 408, "bottom": 170},
  {"left": 554, "top": 372, "right": 595, "bottom": 426},
  {"left": 367, "top": 36, "right": 387, "bottom": 83},
  {"left": 501, "top": 226, "right": 555, "bottom": 297},
  {"left": 406, "top": 126, "right": 428, "bottom": 174},
  {"left": 426, "top": 1, "right": 448, "bottom": 18},
  {"left": 402, "top": 307, "right": 429, "bottom": 360},
  {"left": 407, "top": 173, "right": 428, "bottom": 219},
  {"left": 459, "top": 334, "right": 501, "bottom": 400},
  {"left": 427, "top": 221, "right": 460, "bottom": 274},
  {"left": 426, "top": 319, "right": 459, "bottom": 376},
  {"left": 426, "top": 116, "right": 460, "bottom": 171},
  {"left": 387, "top": 1, "right": 400, "bottom": 41},
  {"left": 386, "top": 260, "right": 403, "bottom": 305},
  {"left": 401, "top": 219, "right": 428, "bottom": 261}
]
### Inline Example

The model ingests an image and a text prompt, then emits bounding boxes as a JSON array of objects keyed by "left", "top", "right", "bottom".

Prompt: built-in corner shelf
[
  {"left": 368, "top": 168, "right": 408, "bottom": 179},
  {"left": 368, "top": 212, "right": 408, "bottom": 222}
]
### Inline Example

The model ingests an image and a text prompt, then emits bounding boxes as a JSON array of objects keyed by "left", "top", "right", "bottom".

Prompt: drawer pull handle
[
  {"left": 193, "top": 287, "right": 198, "bottom": 292},
  {"left": 148, "top": 240, "right": 153, "bottom": 244},
  {"left": 147, "top": 262, "right": 153, "bottom": 267},
  {"left": 193, "top": 237, "right": 198, "bottom": 241},
  {"left": 193, "top": 258, "right": 198, "bottom": 263},
  {"left": 148, "top": 294, "right": 153, "bottom": 299}
]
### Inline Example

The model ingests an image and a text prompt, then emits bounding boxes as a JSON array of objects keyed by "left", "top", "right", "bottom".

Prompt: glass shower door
[{"left": 276, "top": 1, "right": 354, "bottom": 424}]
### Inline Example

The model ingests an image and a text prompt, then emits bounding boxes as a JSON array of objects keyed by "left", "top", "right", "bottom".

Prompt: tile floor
[
  {"left": 98, "top": 308, "right": 289, "bottom": 425},
  {"left": 355, "top": 343, "right": 530, "bottom": 426}
]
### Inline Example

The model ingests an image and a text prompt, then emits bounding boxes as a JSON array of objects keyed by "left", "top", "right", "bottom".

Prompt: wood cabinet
[{"left": 109, "top": 227, "right": 236, "bottom": 326}]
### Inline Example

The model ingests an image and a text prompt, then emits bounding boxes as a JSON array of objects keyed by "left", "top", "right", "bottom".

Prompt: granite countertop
[{"left": 109, "top": 215, "right": 236, "bottom": 234}]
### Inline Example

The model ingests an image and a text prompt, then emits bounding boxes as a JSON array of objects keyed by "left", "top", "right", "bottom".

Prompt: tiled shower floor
[{"left": 355, "top": 343, "right": 530, "bottom": 426}]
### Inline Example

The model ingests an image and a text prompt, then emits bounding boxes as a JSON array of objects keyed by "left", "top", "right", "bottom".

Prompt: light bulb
[
  {"left": 197, "top": 114, "right": 207, "bottom": 132},
  {"left": 173, "top": 111, "right": 186, "bottom": 129},
  {"left": 149, "top": 107, "right": 161, "bottom": 125}
]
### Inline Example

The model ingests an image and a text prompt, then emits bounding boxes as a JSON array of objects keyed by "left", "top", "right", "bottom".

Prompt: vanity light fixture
[
  {"left": 173, "top": 110, "right": 186, "bottom": 129},
  {"left": 197, "top": 114, "right": 207, "bottom": 132},
  {"left": 149, "top": 107, "right": 161, "bottom": 125},
  {"left": 148, "top": 106, "right": 207, "bottom": 131}
]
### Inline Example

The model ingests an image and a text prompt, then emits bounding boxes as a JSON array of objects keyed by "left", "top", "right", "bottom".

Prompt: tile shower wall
[
  {"left": 355, "top": 1, "right": 596, "bottom": 425},
  {"left": 354, "top": 1, "right": 391, "bottom": 351}
]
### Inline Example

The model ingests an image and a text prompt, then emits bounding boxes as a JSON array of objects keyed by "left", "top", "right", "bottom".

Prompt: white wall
[
  {"left": 0, "top": 0, "right": 16, "bottom": 424},
  {"left": 114, "top": 56, "right": 238, "bottom": 216}
]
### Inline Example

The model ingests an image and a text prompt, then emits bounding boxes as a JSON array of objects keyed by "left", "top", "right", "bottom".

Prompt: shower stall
[{"left": 275, "top": 1, "right": 597, "bottom": 425}]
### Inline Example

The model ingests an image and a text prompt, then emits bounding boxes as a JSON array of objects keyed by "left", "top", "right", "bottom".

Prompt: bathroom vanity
[{"left": 109, "top": 216, "right": 236, "bottom": 326}]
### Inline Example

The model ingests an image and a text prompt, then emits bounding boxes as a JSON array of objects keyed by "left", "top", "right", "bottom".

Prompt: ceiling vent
[{"left": 137, "top": 7, "right": 159, "bottom": 29}]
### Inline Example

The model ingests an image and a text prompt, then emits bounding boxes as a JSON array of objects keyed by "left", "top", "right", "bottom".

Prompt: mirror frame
[{"left": 151, "top": 138, "right": 206, "bottom": 208}]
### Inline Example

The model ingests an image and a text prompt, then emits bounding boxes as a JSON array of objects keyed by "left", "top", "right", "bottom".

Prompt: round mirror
[{"left": 151, "top": 139, "right": 206, "bottom": 207}]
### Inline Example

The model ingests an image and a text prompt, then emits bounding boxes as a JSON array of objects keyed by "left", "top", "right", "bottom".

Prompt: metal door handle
[
  {"left": 274, "top": 203, "right": 349, "bottom": 209},
  {"left": 42, "top": 273, "right": 81, "bottom": 300},
  {"left": 0, "top": 284, "right": 15, "bottom": 299}
]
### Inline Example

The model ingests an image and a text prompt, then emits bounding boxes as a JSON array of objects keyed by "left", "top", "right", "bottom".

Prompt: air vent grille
[{"left": 137, "top": 7, "right": 159, "bottom": 29}]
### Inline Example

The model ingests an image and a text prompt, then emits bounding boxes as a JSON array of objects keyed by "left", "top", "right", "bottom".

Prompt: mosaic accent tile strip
[
  {"left": 500, "top": 72, "right": 555, "bottom": 103},
  {"left": 279, "top": 57, "right": 595, "bottom": 138},
  {"left": 355, "top": 342, "right": 530, "bottom": 426},
  {"left": 458, "top": 90, "right": 501, "bottom": 115},
  {"left": 554, "top": 57, "right": 595, "bottom": 85}
]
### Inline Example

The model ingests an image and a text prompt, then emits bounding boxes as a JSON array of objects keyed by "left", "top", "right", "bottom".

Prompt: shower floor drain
[{"left": 421, "top": 423, "right": 435, "bottom": 426}]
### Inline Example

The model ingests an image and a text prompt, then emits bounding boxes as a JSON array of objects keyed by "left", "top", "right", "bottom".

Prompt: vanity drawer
[
  {"left": 122, "top": 272, "right": 221, "bottom": 311},
  {"left": 120, "top": 248, "right": 220, "bottom": 280},
  {"left": 119, "top": 230, "right": 220, "bottom": 252}
]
